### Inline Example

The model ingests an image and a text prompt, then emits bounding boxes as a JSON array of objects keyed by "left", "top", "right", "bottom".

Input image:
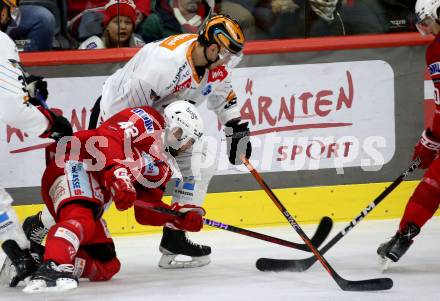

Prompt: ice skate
[
  {"left": 377, "top": 223, "right": 420, "bottom": 270},
  {"left": 0, "top": 240, "right": 37, "bottom": 287},
  {"left": 159, "top": 227, "right": 211, "bottom": 269},
  {"left": 23, "top": 260, "right": 78, "bottom": 293}
]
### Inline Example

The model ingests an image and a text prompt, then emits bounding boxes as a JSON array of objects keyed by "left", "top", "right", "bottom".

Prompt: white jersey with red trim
[
  {"left": 99, "top": 34, "right": 240, "bottom": 125},
  {"left": 0, "top": 31, "right": 49, "bottom": 137}
]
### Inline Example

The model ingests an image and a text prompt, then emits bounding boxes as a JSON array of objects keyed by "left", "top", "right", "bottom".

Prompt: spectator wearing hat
[
  {"left": 137, "top": 0, "right": 211, "bottom": 43},
  {"left": 79, "top": 0, "right": 144, "bottom": 49}
]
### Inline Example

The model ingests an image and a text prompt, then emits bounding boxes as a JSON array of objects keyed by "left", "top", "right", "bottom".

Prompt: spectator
[
  {"left": 137, "top": 0, "right": 211, "bottom": 43},
  {"left": 338, "top": 0, "right": 416, "bottom": 35},
  {"left": 220, "top": 0, "right": 344, "bottom": 39},
  {"left": 7, "top": 3, "right": 55, "bottom": 51},
  {"left": 79, "top": 0, "right": 144, "bottom": 49},
  {"left": 67, "top": 0, "right": 107, "bottom": 41},
  {"left": 380, "top": 0, "right": 417, "bottom": 32}
]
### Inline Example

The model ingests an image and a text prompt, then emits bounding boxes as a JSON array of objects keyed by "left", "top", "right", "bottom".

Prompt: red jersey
[
  {"left": 42, "top": 106, "right": 171, "bottom": 219},
  {"left": 425, "top": 34, "right": 440, "bottom": 137}
]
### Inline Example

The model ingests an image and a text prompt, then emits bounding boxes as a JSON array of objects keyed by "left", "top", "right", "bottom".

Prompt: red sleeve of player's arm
[{"left": 134, "top": 187, "right": 172, "bottom": 226}]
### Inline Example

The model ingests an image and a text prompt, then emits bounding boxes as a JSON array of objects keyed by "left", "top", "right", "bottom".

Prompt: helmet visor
[
  {"left": 416, "top": 15, "right": 435, "bottom": 35},
  {"left": 219, "top": 47, "right": 243, "bottom": 68}
]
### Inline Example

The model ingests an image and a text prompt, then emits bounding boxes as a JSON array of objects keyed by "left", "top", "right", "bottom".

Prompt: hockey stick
[
  {"left": 241, "top": 155, "right": 393, "bottom": 291},
  {"left": 257, "top": 157, "right": 421, "bottom": 273},
  {"left": 133, "top": 200, "right": 332, "bottom": 252}
]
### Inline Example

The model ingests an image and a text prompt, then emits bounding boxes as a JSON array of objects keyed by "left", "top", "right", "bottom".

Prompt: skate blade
[
  {"left": 158, "top": 253, "right": 211, "bottom": 269},
  {"left": 378, "top": 255, "right": 392, "bottom": 272},
  {"left": 23, "top": 278, "right": 78, "bottom": 293}
]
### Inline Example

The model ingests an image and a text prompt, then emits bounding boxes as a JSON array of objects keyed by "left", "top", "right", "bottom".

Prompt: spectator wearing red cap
[{"left": 79, "top": 0, "right": 144, "bottom": 49}]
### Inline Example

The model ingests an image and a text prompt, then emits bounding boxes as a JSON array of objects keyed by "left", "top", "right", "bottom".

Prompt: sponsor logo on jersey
[
  {"left": 132, "top": 108, "right": 155, "bottom": 133},
  {"left": 208, "top": 66, "right": 228, "bottom": 83},
  {"left": 159, "top": 34, "right": 197, "bottom": 51},
  {"left": 54, "top": 227, "right": 80, "bottom": 251},
  {"left": 70, "top": 164, "right": 84, "bottom": 195},
  {"left": 0, "top": 212, "right": 9, "bottom": 223},
  {"left": 141, "top": 151, "right": 160, "bottom": 176},
  {"left": 173, "top": 77, "right": 192, "bottom": 93},
  {"left": 66, "top": 161, "right": 93, "bottom": 199},
  {"left": 201, "top": 84, "right": 212, "bottom": 96},
  {"left": 429, "top": 62, "right": 440, "bottom": 76}
]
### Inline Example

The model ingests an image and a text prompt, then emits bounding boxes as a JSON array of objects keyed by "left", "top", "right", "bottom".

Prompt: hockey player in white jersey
[
  {"left": 0, "top": 0, "right": 72, "bottom": 287},
  {"left": 90, "top": 14, "right": 252, "bottom": 268}
]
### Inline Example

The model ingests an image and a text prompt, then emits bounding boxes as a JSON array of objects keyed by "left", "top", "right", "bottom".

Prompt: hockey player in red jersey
[
  {"left": 23, "top": 101, "right": 206, "bottom": 293},
  {"left": 377, "top": 0, "right": 440, "bottom": 265}
]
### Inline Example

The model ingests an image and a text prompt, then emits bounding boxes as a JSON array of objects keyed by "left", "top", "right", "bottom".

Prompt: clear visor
[
  {"left": 416, "top": 16, "right": 435, "bottom": 35},
  {"left": 164, "top": 127, "right": 196, "bottom": 151},
  {"left": 219, "top": 48, "right": 243, "bottom": 68}
]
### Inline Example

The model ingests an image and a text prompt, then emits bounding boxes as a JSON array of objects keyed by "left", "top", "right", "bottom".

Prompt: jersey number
[{"left": 118, "top": 122, "right": 139, "bottom": 138}]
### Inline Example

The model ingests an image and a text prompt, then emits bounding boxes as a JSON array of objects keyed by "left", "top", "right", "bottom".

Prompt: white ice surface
[{"left": 1, "top": 218, "right": 440, "bottom": 301}]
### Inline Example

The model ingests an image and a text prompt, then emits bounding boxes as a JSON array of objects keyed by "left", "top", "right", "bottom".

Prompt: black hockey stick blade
[
  {"left": 242, "top": 156, "right": 393, "bottom": 291},
  {"left": 335, "top": 274, "right": 393, "bottom": 291},
  {"left": 308, "top": 216, "right": 333, "bottom": 249},
  {"left": 257, "top": 159, "right": 421, "bottom": 272}
]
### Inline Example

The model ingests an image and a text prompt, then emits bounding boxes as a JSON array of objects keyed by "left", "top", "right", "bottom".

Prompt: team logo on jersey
[
  {"left": 132, "top": 108, "right": 155, "bottom": 133},
  {"left": 208, "top": 66, "right": 228, "bottom": 83},
  {"left": 429, "top": 62, "right": 440, "bottom": 76},
  {"left": 201, "top": 84, "right": 212, "bottom": 96}
]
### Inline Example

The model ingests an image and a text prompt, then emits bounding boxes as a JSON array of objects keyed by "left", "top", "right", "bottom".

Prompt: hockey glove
[
  {"left": 38, "top": 108, "right": 73, "bottom": 141},
  {"left": 412, "top": 129, "right": 440, "bottom": 169},
  {"left": 170, "top": 203, "right": 205, "bottom": 232},
  {"left": 25, "top": 75, "right": 49, "bottom": 106},
  {"left": 224, "top": 119, "right": 252, "bottom": 165},
  {"left": 104, "top": 165, "right": 137, "bottom": 211}
]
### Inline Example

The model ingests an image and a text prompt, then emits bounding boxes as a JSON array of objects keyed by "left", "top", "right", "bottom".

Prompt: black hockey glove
[
  {"left": 25, "top": 75, "right": 49, "bottom": 106},
  {"left": 39, "top": 108, "right": 73, "bottom": 141},
  {"left": 224, "top": 119, "right": 252, "bottom": 165}
]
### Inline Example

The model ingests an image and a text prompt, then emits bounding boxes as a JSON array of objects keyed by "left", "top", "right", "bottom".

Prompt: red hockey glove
[
  {"left": 412, "top": 129, "right": 440, "bottom": 169},
  {"left": 104, "top": 165, "right": 136, "bottom": 211},
  {"left": 170, "top": 203, "right": 205, "bottom": 232}
]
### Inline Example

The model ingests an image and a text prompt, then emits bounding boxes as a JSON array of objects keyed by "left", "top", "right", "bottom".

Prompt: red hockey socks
[
  {"left": 400, "top": 177, "right": 440, "bottom": 231},
  {"left": 74, "top": 249, "right": 121, "bottom": 281},
  {"left": 44, "top": 204, "right": 97, "bottom": 264}
]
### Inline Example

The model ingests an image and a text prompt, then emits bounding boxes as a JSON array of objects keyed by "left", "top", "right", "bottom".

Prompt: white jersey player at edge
[
  {"left": 0, "top": 0, "right": 72, "bottom": 287},
  {"left": 95, "top": 14, "right": 252, "bottom": 268}
]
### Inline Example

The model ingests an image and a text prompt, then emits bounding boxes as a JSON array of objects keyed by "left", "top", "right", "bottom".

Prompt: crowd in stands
[{"left": 6, "top": 0, "right": 417, "bottom": 52}]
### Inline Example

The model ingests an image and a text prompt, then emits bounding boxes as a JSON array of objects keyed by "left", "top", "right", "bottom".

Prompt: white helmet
[
  {"left": 415, "top": 0, "right": 440, "bottom": 35},
  {"left": 163, "top": 101, "right": 203, "bottom": 151}
]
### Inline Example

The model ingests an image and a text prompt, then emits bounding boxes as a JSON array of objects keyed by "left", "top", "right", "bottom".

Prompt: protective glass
[
  {"left": 416, "top": 16, "right": 435, "bottom": 35},
  {"left": 219, "top": 47, "right": 243, "bottom": 68}
]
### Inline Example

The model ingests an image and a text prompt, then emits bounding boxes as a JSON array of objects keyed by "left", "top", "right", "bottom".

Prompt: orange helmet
[{"left": 198, "top": 14, "right": 245, "bottom": 54}]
